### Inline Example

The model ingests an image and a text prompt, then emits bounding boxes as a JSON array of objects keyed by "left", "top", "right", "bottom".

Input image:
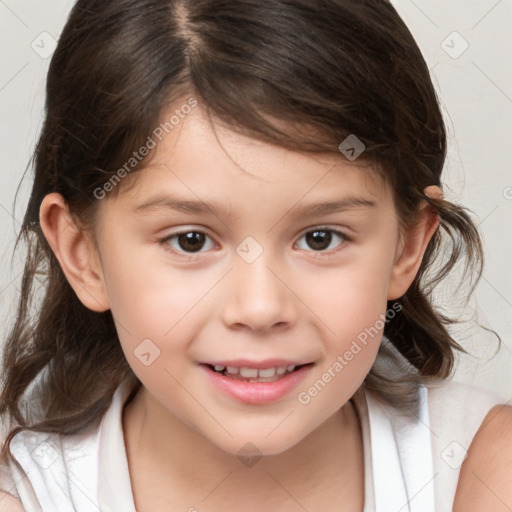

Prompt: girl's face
[{"left": 87, "top": 103, "right": 422, "bottom": 456}]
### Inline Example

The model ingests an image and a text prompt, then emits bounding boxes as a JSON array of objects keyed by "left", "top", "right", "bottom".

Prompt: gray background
[{"left": 1, "top": 1, "right": 511, "bottom": 399}]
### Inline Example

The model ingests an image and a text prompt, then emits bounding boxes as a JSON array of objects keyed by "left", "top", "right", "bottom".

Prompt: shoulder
[
  {"left": 0, "top": 433, "right": 23, "bottom": 511},
  {"left": 0, "top": 422, "right": 21, "bottom": 509},
  {"left": 0, "top": 441, "right": 23, "bottom": 510},
  {"left": 0, "top": 492, "right": 24, "bottom": 511},
  {"left": 425, "top": 378, "right": 507, "bottom": 454},
  {"left": 418, "top": 378, "right": 508, "bottom": 508},
  {"left": 453, "top": 404, "right": 512, "bottom": 512}
]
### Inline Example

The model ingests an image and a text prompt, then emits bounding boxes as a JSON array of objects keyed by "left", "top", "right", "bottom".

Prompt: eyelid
[
  {"left": 296, "top": 224, "right": 351, "bottom": 238},
  {"left": 158, "top": 228, "right": 218, "bottom": 258},
  {"left": 294, "top": 226, "right": 350, "bottom": 254},
  {"left": 159, "top": 225, "right": 351, "bottom": 258}
]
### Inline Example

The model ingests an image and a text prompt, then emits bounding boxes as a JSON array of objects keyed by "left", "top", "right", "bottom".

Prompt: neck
[{"left": 122, "top": 386, "right": 364, "bottom": 510}]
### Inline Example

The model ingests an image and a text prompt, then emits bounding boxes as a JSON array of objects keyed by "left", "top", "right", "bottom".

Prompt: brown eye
[
  {"left": 296, "top": 228, "right": 347, "bottom": 253},
  {"left": 161, "top": 231, "right": 215, "bottom": 254}
]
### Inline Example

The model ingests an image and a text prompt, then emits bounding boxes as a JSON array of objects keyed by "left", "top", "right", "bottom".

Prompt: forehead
[{"left": 106, "top": 104, "right": 392, "bottom": 215}]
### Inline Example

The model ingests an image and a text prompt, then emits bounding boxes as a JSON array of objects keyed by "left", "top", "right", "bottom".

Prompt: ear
[
  {"left": 39, "top": 193, "right": 110, "bottom": 312},
  {"left": 387, "top": 186, "right": 442, "bottom": 300}
]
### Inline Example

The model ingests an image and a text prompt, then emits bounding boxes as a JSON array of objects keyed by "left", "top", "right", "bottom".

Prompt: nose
[{"left": 220, "top": 252, "right": 298, "bottom": 333}]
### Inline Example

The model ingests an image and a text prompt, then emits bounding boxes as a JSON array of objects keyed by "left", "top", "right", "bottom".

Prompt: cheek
[
  {"left": 103, "top": 257, "right": 213, "bottom": 398},
  {"left": 294, "top": 266, "right": 391, "bottom": 416},
  {"left": 308, "top": 254, "right": 395, "bottom": 339},
  {"left": 100, "top": 236, "right": 215, "bottom": 351},
  {"left": 300, "top": 247, "right": 396, "bottom": 383}
]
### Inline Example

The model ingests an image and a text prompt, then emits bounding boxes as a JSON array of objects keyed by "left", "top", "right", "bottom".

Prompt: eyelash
[{"left": 158, "top": 227, "right": 351, "bottom": 260}]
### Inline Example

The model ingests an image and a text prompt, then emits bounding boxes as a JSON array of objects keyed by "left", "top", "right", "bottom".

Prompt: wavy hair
[{"left": 1, "top": 0, "right": 485, "bottom": 467}]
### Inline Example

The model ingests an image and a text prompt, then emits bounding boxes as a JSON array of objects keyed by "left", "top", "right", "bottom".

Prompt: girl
[{"left": 0, "top": 0, "right": 509, "bottom": 510}]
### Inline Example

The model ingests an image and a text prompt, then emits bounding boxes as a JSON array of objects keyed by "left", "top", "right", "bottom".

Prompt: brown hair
[{"left": 1, "top": 0, "right": 486, "bottom": 467}]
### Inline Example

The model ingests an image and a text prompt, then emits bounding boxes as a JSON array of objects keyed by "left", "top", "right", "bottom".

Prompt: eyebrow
[{"left": 132, "top": 193, "right": 377, "bottom": 220}]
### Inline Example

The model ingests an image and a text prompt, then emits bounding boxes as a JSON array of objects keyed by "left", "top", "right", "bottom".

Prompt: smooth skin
[
  {"left": 37, "top": 102, "right": 440, "bottom": 511},
  {"left": 453, "top": 404, "right": 512, "bottom": 511}
]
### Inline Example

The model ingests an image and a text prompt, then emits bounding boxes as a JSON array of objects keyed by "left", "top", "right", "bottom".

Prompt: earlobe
[
  {"left": 387, "top": 186, "right": 442, "bottom": 300},
  {"left": 39, "top": 193, "right": 110, "bottom": 312}
]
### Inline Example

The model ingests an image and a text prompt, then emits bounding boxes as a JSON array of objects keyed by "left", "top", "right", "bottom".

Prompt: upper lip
[{"left": 201, "top": 359, "right": 312, "bottom": 369}]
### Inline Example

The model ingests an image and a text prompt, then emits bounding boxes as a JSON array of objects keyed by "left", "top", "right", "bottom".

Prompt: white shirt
[{"left": 1, "top": 377, "right": 506, "bottom": 511}]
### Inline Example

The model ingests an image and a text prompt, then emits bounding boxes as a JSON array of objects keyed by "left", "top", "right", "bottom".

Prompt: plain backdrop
[{"left": 1, "top": 1, "right": 511, "bottom": 399}]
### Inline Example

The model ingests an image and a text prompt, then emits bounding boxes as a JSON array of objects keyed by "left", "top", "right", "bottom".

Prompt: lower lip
[{"left": 200, "top": 364, "right": 313, "bottom": 405}]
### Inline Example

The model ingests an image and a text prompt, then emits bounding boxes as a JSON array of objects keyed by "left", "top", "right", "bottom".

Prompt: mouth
[
  {"left": 199, "top": 360, "right": 315, "bottom": 404},
  {"left": 202, "top": 363, "right": 312, "bottom": 383}
]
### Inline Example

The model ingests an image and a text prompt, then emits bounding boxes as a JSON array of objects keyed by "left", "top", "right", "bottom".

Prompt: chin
[{"left": 211, "top": 431, "right": 304, "bottom": 460}]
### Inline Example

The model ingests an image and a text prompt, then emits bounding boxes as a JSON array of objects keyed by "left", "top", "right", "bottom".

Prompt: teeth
[
  {"left": 258, "top": 367, "right": 276, "bottom": 378},
  {"left": 211, "top": 364, "right": 300, "bottom": 379},
  {"left": 239, "top": 367, "right": 259, "bottom": 378}
]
